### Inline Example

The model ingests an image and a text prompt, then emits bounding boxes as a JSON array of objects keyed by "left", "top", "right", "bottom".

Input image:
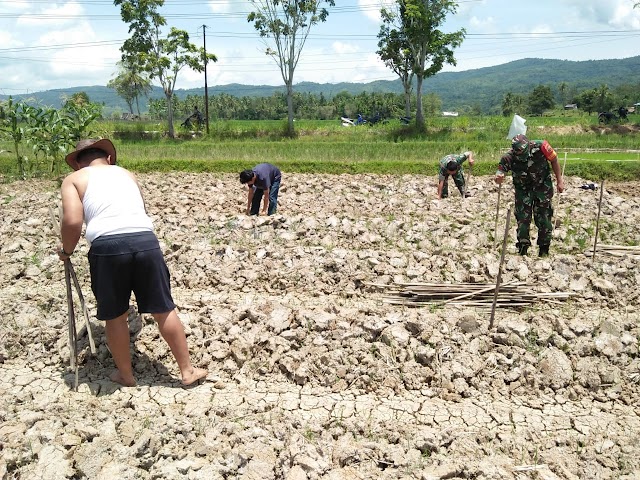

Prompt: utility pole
[{"left": 202, "top": 24, "right": 210, "bottom": 135}]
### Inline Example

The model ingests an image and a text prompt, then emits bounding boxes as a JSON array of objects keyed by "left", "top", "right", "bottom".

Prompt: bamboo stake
[
  {"left": 64, "top": 260, "right": 79, "bottom": 390},
  {"left": 69, "top": 263, "right": 96, "bottom": 354},
  {"left": 494, "top": 181, "right": 502, "bottom": 247},
  {"left": 49, "top": 205, "right": 96, "bottom": 389},
  {"left": 553, "top": 152, "right": 568, "bottom": 229},
  {"left": 592, "top": 179, "right": 605, "bottom": 262},
  {"left": 490, "top": 207, "right": 512, "bottom": 329}
]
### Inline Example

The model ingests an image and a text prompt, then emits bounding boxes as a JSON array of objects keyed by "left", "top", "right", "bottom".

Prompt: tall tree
[
  {"left": 114, "top": 0, "right": 217, "bottom": 137},
  {"left": 63, "top": 92, "right": 91, "bottom": 109},
  {"left": 594, "top": 84, "right": 614, "bottom": 112},
  {"left": 575, "top": 89, "right": 596, "bottom": 115},
  {"left": 528, "top": 84, "right": 555, "bottom": 115},
  {"left": 501, "top": 92, "right": 527, "bottom": 117},
  {"left": 558, "top": 81, "right": 568, "bottom": 114},
  {"left": 248, "top": 0, "right": 335, "bottom": 137},
  {"left": 377, "top": 4, "right": 414, "bottom": 118},
  {"left": 108, "top": 60, "right": 152, "bottom": 116},
  {"left": 401, "top": 0, "right": 465, "bottom": 128},
  {"left": 422, "top": 92, "right": 442, "bottom": 117}
]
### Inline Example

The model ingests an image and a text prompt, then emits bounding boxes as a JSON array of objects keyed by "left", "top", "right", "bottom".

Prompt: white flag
[{"left": 507, "top": 114, "right": 527, "bottom": 139}]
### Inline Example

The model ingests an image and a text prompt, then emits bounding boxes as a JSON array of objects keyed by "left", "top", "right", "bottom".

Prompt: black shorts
[{"left": 88, "top": 231, "right": 176, "bottom": 320}]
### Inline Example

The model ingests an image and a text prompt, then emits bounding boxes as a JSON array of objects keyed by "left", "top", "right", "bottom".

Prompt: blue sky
[{"left": 0, "top": 0, "right": 639, "bottom": 95}]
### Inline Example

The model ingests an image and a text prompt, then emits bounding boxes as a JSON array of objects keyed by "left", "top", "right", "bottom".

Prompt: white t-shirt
[{"left": 83, "top": 166, "right": 153, "bottom": 243}]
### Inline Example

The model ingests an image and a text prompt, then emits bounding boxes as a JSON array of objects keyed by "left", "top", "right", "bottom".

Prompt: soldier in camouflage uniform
[
  {"left": 437, "top": 151, "right": 475, "bottom": 199},
  {"left": 495, "top": 134, "right": 565, "bottom": 257}
]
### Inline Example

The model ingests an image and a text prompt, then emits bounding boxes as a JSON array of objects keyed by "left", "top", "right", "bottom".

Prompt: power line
[{"left": 0, "top": 29, "right": 637, "bottom": 55}]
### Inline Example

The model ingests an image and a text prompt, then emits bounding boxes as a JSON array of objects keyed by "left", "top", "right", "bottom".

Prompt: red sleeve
[{"left": 540, "top": 140, "right": 557, "bottom": 162}]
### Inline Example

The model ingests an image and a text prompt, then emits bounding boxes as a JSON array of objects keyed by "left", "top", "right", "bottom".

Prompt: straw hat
[{"left": 65, "top": 138, "right": 117, "bottom": 171}]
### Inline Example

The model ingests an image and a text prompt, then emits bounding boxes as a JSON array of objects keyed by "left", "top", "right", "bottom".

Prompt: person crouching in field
[
  {"left": 437, "top": 151, "right": 475, "bottom": 199},
  {"left": 494, "top": 134, "right": 565, "bottom": 257},
  {"left": 57, "top": 138, "right": 207, "bottom": 386},
  {"left": 239, "top": 163, "right": 282, "bottom": 216}
]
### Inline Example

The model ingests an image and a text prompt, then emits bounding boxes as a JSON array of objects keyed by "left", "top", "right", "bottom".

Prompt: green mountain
[{"left": 3, "top": 56, "right": 639, "bottom": 114}]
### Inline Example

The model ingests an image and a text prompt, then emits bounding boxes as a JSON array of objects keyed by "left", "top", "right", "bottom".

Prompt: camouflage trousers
[
  {"left": 441, "top": 170, "right": 466, "bottom": 198},
  {"left": 513, "top": 184, "right": 554, "bottom": 248}
]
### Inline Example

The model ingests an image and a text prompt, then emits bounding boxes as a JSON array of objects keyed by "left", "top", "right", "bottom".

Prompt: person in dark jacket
[{"left": 239, "top": 163, "right": 282, "bottom": 216}]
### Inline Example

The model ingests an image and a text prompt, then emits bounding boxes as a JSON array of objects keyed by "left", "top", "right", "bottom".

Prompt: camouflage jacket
[
  {"left": 497, "top": 140, "right": 557, "bottom": 188},
  {"left": 438, "top": 153, "right": 469, "bottom": 181}
]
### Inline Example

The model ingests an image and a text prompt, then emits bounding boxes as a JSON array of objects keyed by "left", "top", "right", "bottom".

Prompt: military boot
[
  {"left": 517, "top": 244, "right": 529, "bottom": 256},
  {"left": 539, "top": 245, "right": 550, "bottom": 257}
]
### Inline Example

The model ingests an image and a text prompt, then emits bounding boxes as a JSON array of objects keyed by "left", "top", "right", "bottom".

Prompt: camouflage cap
[{"left": 511, "top": 134, "right": 529, "bottom": 153}]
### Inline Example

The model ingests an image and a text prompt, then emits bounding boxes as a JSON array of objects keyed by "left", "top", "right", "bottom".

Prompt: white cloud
[
  {"left": 609, "top": 2, "right": 640, "bottom": 29},
  {"left": 17, "top": 2, "right": 85, "bottom": 28},
  {"left": 0, "top": 30, "right": 23, "bottom": 49},
  {"left": 530, "top": 24, "right": 554, "bottom": 36},
  {"left": 469, "top": 15, "right": 496, "bottom": 30},
  {"left": 332, "top": 41, "right": 360, "bottom": 55},
  {"left": 358, "top": 0, "right": 395, "bottom": 23},
  {"left": 38, "top": 20, "right": 95, "bottom": 46},
  {"left": 49, "top": 43, "right": 119, "bottom": 82},
  {"left": 0, "top": 0, "right": 30, "bottom": 12},
  {"left": 563, "top": 0, "right": 640, "bottom": 28},
  {"left": 208, "top": 0, "right": 232, "bottom": 14}
]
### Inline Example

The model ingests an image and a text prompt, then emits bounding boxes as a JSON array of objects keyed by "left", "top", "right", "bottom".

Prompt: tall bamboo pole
[
  {"left": 494, "top": 182, "right": 503, "bottom": 247},
  {"left": 554, "top": 152, "right": 568, "bottom": 229},
  {"left": 592, "top": 179, "right": 605, "bottom": 262},
  {"left": 202, "top": 24, "right": 210, "bottom": 135},
  {"left": 490, "top": 207, "right": 512, "bottom": 329}
]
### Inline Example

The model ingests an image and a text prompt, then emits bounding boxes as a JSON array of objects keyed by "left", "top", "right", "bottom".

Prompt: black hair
[
  {"left": 446, "top": 160, "right": 458, "bottom": 171},
  {"left": 77, "top": 148, "right": 109, "bottom": 164},
  {"left": 239, "top": 169, "right": 254, "bottom": 184}
]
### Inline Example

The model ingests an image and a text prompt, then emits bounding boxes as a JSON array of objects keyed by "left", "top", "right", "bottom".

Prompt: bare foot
[
  {"left": 181, "top": 367, "right": 208, "bottom": 386},
  {"left": 109, "top": 370, "right": 137, "bottom": 387}
]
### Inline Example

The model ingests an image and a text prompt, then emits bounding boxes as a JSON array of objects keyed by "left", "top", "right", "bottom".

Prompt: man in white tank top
[{"left": 58, "top": 138, "right": 207, "bottom": 386}]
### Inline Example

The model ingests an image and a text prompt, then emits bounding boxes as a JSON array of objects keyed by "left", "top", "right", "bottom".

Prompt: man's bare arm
[
  {"left": 550, "top": 159, "right": 565, "bottom": 193},
  {"left": 59, "top": 176, "right": 84, "bottom": 257},
  {"left": 262, "top": 188, "right": 270, "bottom": 213}
]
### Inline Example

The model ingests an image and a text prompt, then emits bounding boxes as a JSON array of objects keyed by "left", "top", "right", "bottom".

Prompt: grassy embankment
[{"left": 1, "top": 115, "right": 639, "bottom": 181}]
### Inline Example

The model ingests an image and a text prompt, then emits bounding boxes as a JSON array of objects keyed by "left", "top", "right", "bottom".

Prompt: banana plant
[{"left": 0, "top": 97, "right": 100, "bottom": 178}]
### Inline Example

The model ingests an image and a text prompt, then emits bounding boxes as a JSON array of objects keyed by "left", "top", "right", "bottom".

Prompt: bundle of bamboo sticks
[
  {"left": 368, "top": 280, "right": 573, "bottom": 308},
  {"left": 592, "top": 244, "right": 640, "bottom": 260}
]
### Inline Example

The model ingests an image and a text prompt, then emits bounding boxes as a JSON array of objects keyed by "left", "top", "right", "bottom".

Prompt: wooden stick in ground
[
  {"left": 50, "top": 207, "right": 79, "bottom": 364},
  {"left": 553, "top": 152, "right": 568, "bottom": 229},
  {"left": 592, "top": 179, "right": 605, "bottom": 262},
  {"left": 494, "top": 181, "right": 502, "bottom": 247},
  {"left": 69, "top": 262, "right": 96, "bottom": 354},
  {"left": 49, "top": 205, "right": 95, "bottom": 376},
  {"left": 490, "top": 207, "right": 512, "bottom": 329},
  {"left": 64, "top": 260, "right": 79, "bottom": 390}
]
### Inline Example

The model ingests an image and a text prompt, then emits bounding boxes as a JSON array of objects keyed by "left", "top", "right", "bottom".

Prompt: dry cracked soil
[{"left": 1, "top": 173, "right": 639, "bottom": 480}]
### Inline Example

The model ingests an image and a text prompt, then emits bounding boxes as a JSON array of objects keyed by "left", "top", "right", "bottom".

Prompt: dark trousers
[
  {"left": 514, "top": 185, "right": 554, "bottom": 248},
  {"left": 250, "top": 178, "right": 281, "bottom": 215},
  {"left": 441, "top": 170, "right": 465, "bottom": 198}
]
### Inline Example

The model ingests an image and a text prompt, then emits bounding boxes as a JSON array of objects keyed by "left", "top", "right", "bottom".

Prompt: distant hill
[{"left": 2, "top": 56, "right": 639, "bottom": 114}]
